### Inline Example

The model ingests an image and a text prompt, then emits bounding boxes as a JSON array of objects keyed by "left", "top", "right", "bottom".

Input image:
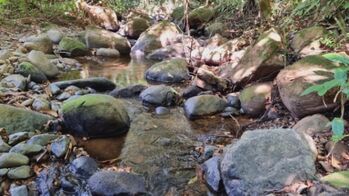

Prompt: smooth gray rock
[
  {"left": 0, "top": 138, "right": 11, "bottom": 152},
  {"left": 51, "top": 136, "right": 70, "bottom": 158},
  {"left": 184, "top": 95, "right": 227, "bottom": 119},
  {"left": 8, "top": 132, "right": 29, "bottom": 145},
  {"left": 155, "top": 106, "right": 170, "bottom": 115},
  {"left": 0, "top": 104, "right": 52, "bottom": 134},
  {"left": 8, "top": 165, "right": 32, "bottom": 179},
  {"left": 1, "top": 74, "right": 27, "bottom": 90},
  {"left": 10, "top": 185, "right": 28, "bottom": 196},
  {"left": 27, "top": 50, "right": 59, "bottom": 78},
  {"left": 109, "top": 84, "right": 146, "bottom": 98},
  {"left": 96, "top": 48, "right": 120, "bottom": 57},
  {"left": 47, "top": 28, "right": 63, "bottom": 44},
  {"left": 70, "top": 156, "right": 98, "bottom": 179},
  {"left": 0, "top": 168, "right": 8, "bottom": 176},
  {"left": 221, "top": 129, "right": 316, "bottom": 195},
  {"left": 50, "top": 77, "right": 115, "bottom": 92},
  {"left": 226, "top": 93, "right": 241, "bottom": 109},
  {"left": 10, "top": 143, "right": 43, "bottom": 155},
  {"left": 88, "top": 171, "right": 147, "bottom": 195},
  {"left": 201, "top": 156, "right": 222, "bottom": 192},
  {"left": 294, "top": 114, "right": 330, "bottom": 135},
  {"left": 182, "top": 85, "right": 202, "bottom": 99},
  {"left": 0, "top": 153, "right": 29, "bottom": 168},
  {"left": 62, "top": 94, "right": 130, "bottom": 137},
  {"left": 26, "top": 134, "right": 58, "bottom": 146},
  {"left": 32, "top": 98, "right": 50, "bottom": 111},
  {"left": 140, "top": 85, "right": 180, "bottom": 106},
  {"left": 145, "top": 58, "right": 190, "bottom": 83}
]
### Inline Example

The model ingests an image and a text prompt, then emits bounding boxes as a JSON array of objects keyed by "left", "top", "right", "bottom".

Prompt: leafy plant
[{"left": 302, "top": 53, "right": 349, "bottom": 142}]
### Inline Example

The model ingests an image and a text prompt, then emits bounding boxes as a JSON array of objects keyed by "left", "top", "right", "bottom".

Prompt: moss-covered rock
[
  {"left": 171, "top": 6, "right": 184, "bottom": 22},
  {"left": 188, "top": 6, "right": 215, "bottom": 29},
  {"left": 62, "top": 94, "right": 130, "bottom": 137},
  {"left": 145, "top": 58, "right": 189, "bottom": 83},
  {"left": 131, "top": 21, "right": 181, "bottom": 57},
  {"left": 240, "top": 82, "right": 272, "bottom": 117},
  {"left": 22, "top": 34, "right": 53, "bottom": 54},
  {"left": 184, "top": 95, "right": 227, "bottom": 119},
  {"left": 276, "top": 55, "right": 338, "bottom": 118},
  {"left": 81, "top": 28, "right": 131, "bottom": 55},
  {"left": 126, "top": 17, "right": 151, "bottom": 39},
  {"left": 291, "top": 26, "right": 325, "bottom": 52},
  {"left": 58, "top": 37, "right": 89, "bottom": 57},
  {"left": 16, "top": 62, "right": 47, "bottom": 83},
  {"left": 0, "top": 104, "right": 52, "bottom": 134},
  {"left": 27, "top": 50, "right": 59, "bottom": 78},
  {"left": 206, "top": 22, "right": 227, "bottom": 37},
  {"left": 223, "top": 28, "right": 283, "bottom": 87}
]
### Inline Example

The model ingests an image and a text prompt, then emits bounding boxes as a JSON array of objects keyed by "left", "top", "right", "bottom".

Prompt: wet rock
[
  {"left": 0, "top": 138, "right": 11, "bottom": 152},
  {"left": 32, "top": 97, "right": 50, "bottom": 111},
  {"left": 221, "top": 129, "right": 316, "bottom": 195},
  {"left": 126, "top": 17, "right": 151, "bottom": 39},
  {"left": 36, "top": 165, "right": 60, "bottom": 195},
  {"left": 202, "top": 145, "right": 217, "bottom": 160},
  {"left": 58, "top": 37, "right": 89, "bottom": 57},
  {"left": 131, "top": 21, "right": 180, "bottom": 57},
  {"left": 146, "top": 44, "right": 185, "bottom": 61},
  {"left": 88, "top": 171, "right": 147, "bottom": 195},
  {"left": 226, "top": 93, "right": 240, "bottom": 109},
  {"left": 10, "top": 143, "right": 43, "bottom": 155},
  {"left": 220, "top": 106, "right": 239, "bottom": 117},
  {"left": 8, "top": 165, "right": 32, "bottom": 179},
  {"left": 188, "top": 6, "right": 215, "bottom": 29},
  {"left": 155, "top": 106, "right": 170, "bottom": 115},
  {"left": 23, "top": 34, "right": 53, "bottom": 54},
  {"left": 0, "top": 168, "right": 8, "bottom": 176},
  {"left": 184, "top": 95, "right": 227, "bottom": 119},
  {"left": 16, "top": 62, "right": 47, "bottom": 83},
  {"left": 1, "top": 74, "right": 27, "bottom": 90},
  {"left": 201, "top": 156, "right": 222, "bottom": 192},
  {"left": 109, "top": 84, "right": 146, "bottom": 98},
  {"left": 81, "top": 28, "right": 131, "bottom": 55},
  {"left": 27, "top": 134, "right": 58, "bottom": 146},
  {"left": 0, "top": 153, "right": 29, "bottom": 168},
  {"left": 194, "top": 67, "right": 229, "bottom": 92},
  {"left": 50, "top": 77, "right": 115, "bottom": 92},
  {"left": 10, "top": 185, "right": 28, "bottom": 196},
  {"left": 240, "top": 82, "right": 272, "bottom": 117},
  {"left": 49, "top": 84, "right": 61, "bottom": 95},
  {"left": 145, "top": 58, "right": 190, "bottom": 83},
  {"left": 222, "top": 29, "right": 283, "bottom": 87},
  {"left": 182, "top": 85, "right": 203, "bottom": 99},
  {"left": 70, "top": 156, "right": 98, "bottom": 179},
  {"left": 46, "top": 28, "right": 63, "bottom": 44},
  {"left": 276, "top": 55, "right": 338, "bottom": 118},
  {"left": 62, "top": 94, "right": 130, "bottom": 137},
  {"left": 27, "top": 50, "right": 59, "bottom": 78},
  {"left": 140, "top": 85, "right": 180, "bottom": 106},
  {"left": 291, "top": 26, "right": 325, "bottom": 53},
  {"left": 8, "top": 132, "right": 29, "bottom": 145},
  {"left": 56, "top": 92, "right": 71, "bottom": 101},
  {"left": 96, "top": 48, "right": 120, "bottom": 57},
  {"left": 51, "top": 136, "right": 70, "bottom": 158},
  {"left": 294, "top": 114, "right": 330, "bottom": 135},
  {"left": 0, "top": 104, "right": 52, "bottom": 134}
]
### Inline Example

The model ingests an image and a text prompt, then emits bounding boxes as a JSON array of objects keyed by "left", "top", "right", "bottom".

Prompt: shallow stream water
[{"left": 63, "top": 57, "right": 245, "bottom": 194}]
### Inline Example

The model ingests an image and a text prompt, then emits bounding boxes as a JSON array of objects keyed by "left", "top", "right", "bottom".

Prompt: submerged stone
[{"left": 50, "top": 77, "right": 115, "bottom": 92}]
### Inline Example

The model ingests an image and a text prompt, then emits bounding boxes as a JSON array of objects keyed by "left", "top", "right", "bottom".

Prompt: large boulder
[
  {"left": 131, "top": 21, "right": 181, "bottom": 57},
  {"left": 27, "top": 50, "right": 59, "bottom": 78},
  {"left": 221, "top": 29, "right": 283, "bottom": 87},
  {"left": 184, "top": 95, "right": 227, "bottom": 119},
  {"left": 145, "top": 58, "right": 190, "bottom": 83},
  {"left": 62, "top": 94, "right": 130, "bottom": 137},
  {"left": 291, "top": 26, "right": 325, "bottom": 53},
  {"left": 139, "top": 85, "right": 180, "bottom": 106},
  {"left": 240, "top": 82, "right": 272, "bottom": 117},
  {"left": 276, "top": 55, "right": 338, "bottom": 118},
  {"left": 126, "top": 17, "right": 151, "bottom": 39},
  {"left": 58, "top": 37, "right": 89, "bottom": 57},
  {"left": 50, "top": 77, "right": 116, "bottom": 92},
  {"left": 221, "top": 129, "right": 316, "bottom": 195},
  {"left": 202, "top": 39, "right": 243, "bottom": 66},
  {"left": 188, "top": 6, "right": 215, "bottom": 29},
  {"left": 81, "top": 28, "right": 131, "bottom": 55},
  {"left": 16, "top": 62, "right": 47, "bottom": 83},
  {"left": 0, "top": 104, "right": 52, "bottom": 134}
]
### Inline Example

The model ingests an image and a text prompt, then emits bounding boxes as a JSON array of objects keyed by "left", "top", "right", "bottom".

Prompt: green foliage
[
  {"left": 302, "top": 53, "right": 349, "bottom": 143},
  {"left": 321, "top": 170, "right": 349, "bottom": 189}
]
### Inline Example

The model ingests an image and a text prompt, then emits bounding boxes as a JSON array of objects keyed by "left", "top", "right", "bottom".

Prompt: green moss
[
  {"left": 321, "top": 170, "right": 349, "bottom": 188},
  {"left": 171, "top": 6, "right": 184, "bottom": 21},
  {"left": 59, "top": 37, "right": 87, "bottom": 51},
  {"left": 206, "top": 22, "right": 225, "bottom": 36},
  {"left": 189, "top": 6, "right": 215, "bottom": 23}
]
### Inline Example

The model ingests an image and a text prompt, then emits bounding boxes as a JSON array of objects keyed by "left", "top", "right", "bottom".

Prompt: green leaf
[
  {"left": 323, "top": 53, "right": 349, "bottom": 66},
  {"left": 321, "top": 170, "right": 349, "bottom": 188},
  {"left": 331, "top": 118, "right": 345, "bottom": 139},
  {"left": 301, "top": 79, "right": 340, "bottom": 96},
  {"left": 334, "top": 68, "right": 348, "bottom": 84}
]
